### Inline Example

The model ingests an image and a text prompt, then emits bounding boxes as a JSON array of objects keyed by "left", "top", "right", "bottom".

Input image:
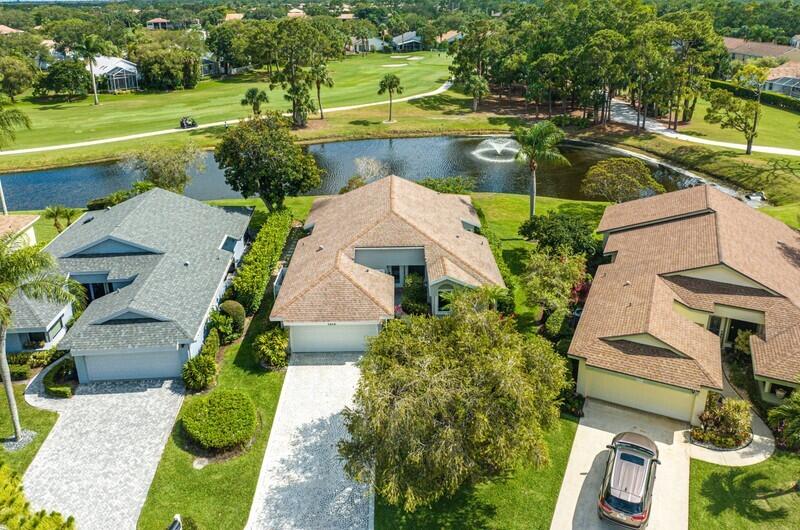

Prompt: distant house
[
  {"left": 723, "top": 36, "right": 800, "bottom": 61},
  {"left": 287, "top": 8, "right": 307, "bottom": 18},
  {"left": 792, "top": 34, "right": 800, "bottom": 48},
  {"left": 0, "top": 24, "right": 23, "bottom": 35},
  {"left": 28, "top": 189, "right": 252, "bottom": 383},
  {"left": 435, "top": 30, "right": 462, "bottom": 46},
  {"left": 201, "top": 53, "right": 221, "bottom": 77},
  {"left": 146, "top": 18, "right": 171, "bottom": 30},
  {"left": 766, "top": 61, "right": 800, "bottom": 98},
  {"left": 225, "top": 13, "right": 244, "bottom": 22},
  {"left": 348, "top": 36, "right": 386, "bottom": 53},
  {"left": 392, "top": 31, "right": 422, "bottom": 52},
  {"left": 90, "top": 56, "right": 139, "bottom": 92},
  {"left": 1, "top": 214, "right": 38, "bottom": 251},
  {"left": 337, "top": 13, "right": 355, "bottom": 21}
]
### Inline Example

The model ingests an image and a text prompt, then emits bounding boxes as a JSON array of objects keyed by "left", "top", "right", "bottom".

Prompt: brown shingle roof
[
  {"left": 725, "top": 37, "right": 800, "bottom": 60},
  {"left": 768, "top": 61, "right": 800, "bottom": 80},
  {"left": 0, "top": 214, "right": 38, "bottom": 238},
  {"left": 271, "top": 176, "right": 504, "bottom": 324},
  {"left": 571, "top": 186, "right": 800, "bottom": 389}
]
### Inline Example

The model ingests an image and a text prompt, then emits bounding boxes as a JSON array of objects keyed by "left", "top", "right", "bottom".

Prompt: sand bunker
[{"left": 381, "top": 64, "right": 408, "bottom": 68}]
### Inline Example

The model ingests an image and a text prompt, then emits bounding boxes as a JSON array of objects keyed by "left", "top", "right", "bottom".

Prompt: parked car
[{"left": 598, "top": 432, "right": 660, "bottom": 528}]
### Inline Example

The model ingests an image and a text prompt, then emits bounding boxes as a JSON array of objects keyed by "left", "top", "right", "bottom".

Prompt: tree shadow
[
  {"left": 555, "top": 202, "right": 607, "bottom": 228},
  {"left": 700, "top": 468, "right": 790, "bottom": 523},
  {"left": 349, "top": 119, "right": 380, "bottom": 126},
  {"left": 778, "top": 239, "right": 800, "bottom": 268},
  {"left": 377, "top": 484, "right": 498, "bottom": 529},
  {"left": 407, "top": 93, "right": 471, "bottom": 114}
]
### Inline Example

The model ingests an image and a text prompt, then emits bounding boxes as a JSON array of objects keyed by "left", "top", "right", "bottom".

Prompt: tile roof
[
  {"left": 768, "top": 61, "right": 800, "bottom": 80},
  {"left": 724, "top": 37, "right": 800, "bottom": 60},
  {"left": 47, "top": 189, "right": 251, "bottom": 352},
  {"left": 0, "top": 214, "right": 38, "bottom": 238},
  {"left": 571, "top": 185, "right": 800, "bottom": 390},
  {"left": 271, "top": 176, "right": 504, "bottom": 323}
]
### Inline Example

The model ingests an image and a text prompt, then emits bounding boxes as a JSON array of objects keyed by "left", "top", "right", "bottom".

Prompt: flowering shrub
[{"left": 692, "top": 392, "right": 751, "bottom": 448}]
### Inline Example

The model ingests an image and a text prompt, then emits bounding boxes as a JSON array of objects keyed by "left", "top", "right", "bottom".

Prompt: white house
[
  {"left": 270, "top": 176, "right": 505, "bottom": 353},
  {"left": 90, "top": 56, "right": 139, "bottom": 92}
]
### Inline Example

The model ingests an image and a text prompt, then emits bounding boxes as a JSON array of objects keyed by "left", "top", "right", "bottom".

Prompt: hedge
[
  {"left": 480, "top": 227, "right": 517, "bottom": 315},
  {"left": 232, "top": 209, "right": 293, "bottom": 314},
  {"left": 545, "top": 307, "right": 570, "bottom": 339},
  {"left": 182, "top": 354, "right": 217, "bottom": 391},
  {"left": 200, "top": 328, "right": 220, "bottom": 358},
  {"left": 708, "top": 79, "right": 800, "bottom": 113},
  {"left": 43, "top": 358, "right": 77, "bottom": 399},
  {"left": 182, "top": 390, "right": 257, "bottom": 451}
]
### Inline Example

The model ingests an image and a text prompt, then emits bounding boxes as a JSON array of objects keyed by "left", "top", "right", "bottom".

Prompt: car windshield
[{"left": 605, "top": 492, "right": 644, "bottom": 515}]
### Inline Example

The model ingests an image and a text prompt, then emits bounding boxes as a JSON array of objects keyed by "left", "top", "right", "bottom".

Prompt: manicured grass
[
  {"left": 0, "top": 383, "right": 58, "bottom": 474},
  {"left": 689, "top": 452, "right": 800, "bottom": 530},
  {"left": 763, "top": 202, "right": 800, "bottom": 229},
  {"left": 679, "top": 98, "right": 800, "bottom": 151},
  {"left": 375, "top": 415, "right": 579, "bottom": 530},
  {"left": 8, "top": 52, "right": 450, "bottom": 151},
  {"left": 579, "top": 126, "right": 800, "bottom": 206}
]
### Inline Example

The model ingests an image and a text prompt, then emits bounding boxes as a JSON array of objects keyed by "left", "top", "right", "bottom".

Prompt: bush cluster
[
  {"left": 692, "top": 392, "right": 752, "bottom": 448},
  {"left": 400, "top": 273, "right": 429, "bottom": 315},
  {"left": 232, "top": 209, "right": 293, "bottom": 314},
  {"left": 480, "top": 228, "right": 516, "bottom": 315},
  {"left": 254, "top": 328, "right": 289, "bottom": 368},
  {"left": 182, "top": 355, "right": 217, "bottom": 392},
  {"left": 44, "top": 358, "right": 77, "bottom": 398},
  {"left": 29, "top": 347, "right": 66, "bottom": 368},
  {"left": 200, "top": 328, "right": 220, "bottom": 358},
  {"left": 709, "top": 78, "right": 800, "bottom": 113},
  {"left": 182, "top": 390, "right": 257, "bottom": 452},
  {"left": 418, "top": 176, "right": 477, "bottom": 195},
  {"left": 0, "top": 463, "right": 75, "bottom": 529},
  {"left": 208, "top": 310, "right": 238, "bottom": 344},
  {"left": 86, "top": 181, "right": 155, "bottom": 210},
  {"left": 550, "top": 115, "right": 592, "bottom": 129},
  {"left": 545, "top": 307, "right": 571, "bottom": 339},
  {"left": 4, "top": 364, "right": 31, "bottom": 381},
  {"left": 220, "top": 300, "right": 246, "bottom": 334}
]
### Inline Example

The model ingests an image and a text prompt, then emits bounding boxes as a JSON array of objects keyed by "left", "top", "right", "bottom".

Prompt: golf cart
[{"left": 180, "top": 117, "right": 198, "bottom": 129}]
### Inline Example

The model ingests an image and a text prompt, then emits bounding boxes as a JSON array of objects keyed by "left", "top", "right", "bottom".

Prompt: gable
[{"left": 69, "top": 237, "right": 157, "bottom": 257}]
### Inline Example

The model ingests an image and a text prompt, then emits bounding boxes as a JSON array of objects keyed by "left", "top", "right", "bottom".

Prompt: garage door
[
  {"left": 84, "top": 351, "right": 183, "bottom": 382},
  {"left": 583, "top": 367, "right": 696, "bottom": 423},
  {"left": 290, "top": 323, "right": 379, "bottom": 353}
]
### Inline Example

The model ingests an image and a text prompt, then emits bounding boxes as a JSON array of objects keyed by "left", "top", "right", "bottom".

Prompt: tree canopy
[
  {"left": 126, "top": 142, "right": 204, "bottom": 193},
  {"left": 518, "top": 210, "right": 599, "bottom": 256},
  {"left": 522, "top": 243, "right": 589, "bottom": 312},
  {"left": 581, "top": 157, "right": 666, "bottom": 203},
  {"left": 340, "top": 288, "right": 568, "bottom": 512}
]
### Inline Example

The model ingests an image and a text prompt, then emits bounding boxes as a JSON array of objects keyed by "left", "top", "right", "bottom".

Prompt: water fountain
[{"left": 471, "top": 137, "right": 521, "bottom": 163}]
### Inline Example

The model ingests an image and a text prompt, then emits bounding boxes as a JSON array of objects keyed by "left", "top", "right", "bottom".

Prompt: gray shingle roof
[
  {"left": 8, "top": 295, "right": 65, "bottom": 330},
  {"left": 50, "top": 189, "right": 251, "bottom": 352}
]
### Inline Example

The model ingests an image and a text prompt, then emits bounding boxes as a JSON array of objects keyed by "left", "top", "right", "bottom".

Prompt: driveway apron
[
  {"left": 23, "top": 368, "right": 184, "bottom": 530},
  {"left": 246, "top": 352, "right": 372, "bottom": 530},
  {"left": 550, "top": 399, "right": 690, "bottom": 530}
]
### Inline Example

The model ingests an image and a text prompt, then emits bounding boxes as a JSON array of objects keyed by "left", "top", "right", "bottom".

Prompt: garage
[
  {"left": 578, "top": 364, "right": 705, "bottom": 424},
  {"left": 81, "top": 351, "right": 184, "bottom": 382},
  {"left": 289, "top": 322, "right": 380, "bottom": 353}
]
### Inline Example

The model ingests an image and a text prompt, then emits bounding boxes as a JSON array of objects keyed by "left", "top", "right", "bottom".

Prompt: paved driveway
[
  {"left": 23, "top": 367, "right": 184, "bottom": 530},
  {"left": 550, "top": 399, "right": 690, "bottom": 530},
  {"left": 246, "top": 352, "right": 372, "bottom": 530}
]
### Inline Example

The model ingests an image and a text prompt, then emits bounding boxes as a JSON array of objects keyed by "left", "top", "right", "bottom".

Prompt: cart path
[
  {"left": 0, "top": 81, "right": 452, "bottom": 156},
  {"left": 610, "top": 99, "right": 800, "bottom": 157}
]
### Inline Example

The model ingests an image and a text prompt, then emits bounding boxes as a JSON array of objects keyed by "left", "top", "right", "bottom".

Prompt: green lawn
[
  {"left": 679, "top": 98, "right": 800, "bottom": 151},
  {"left": 0, "top": 383, "right": 58, "bottom": 475},
  {"left": 689, "top": 452, "right": 800, "bottom": 530},
  {"left": 8, "top": 52, "right": 450, "bottom": 151}
]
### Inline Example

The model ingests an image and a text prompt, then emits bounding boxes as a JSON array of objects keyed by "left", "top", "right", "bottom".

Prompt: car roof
[
  {"left": 610, "top": 448, "right": 650, "bottom": 503},
  {"left": 613, "top": 431, "right": 658, "bottom": 456}
]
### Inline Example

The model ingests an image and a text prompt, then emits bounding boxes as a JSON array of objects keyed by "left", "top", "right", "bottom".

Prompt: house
[
  {"left": 270, "top": 176, "right": 505, "bottom": 353},
  {"left": 766, "top": 61, "right": 800, "bottom": 99},
  {"left": 569, "top": 186, "right": 800, "bottom": 426},
  {"left": 337, "top": 13, "right": 355, "bottom": 21},
  {"left": 287, "top": 8, "right": 307, "bottom": 18},
  {"left": 392, "top": 31, "right": 423, "bottom": 52},
  {"left": 791, "top": 34, "right": 800, "bottom": 48},
  {"left": 435, "top": 30, "right": 462, "bottom": 46},
  {"left": 348, "top": 36, "right": 386, "bottom": 53},
  {"left": 0, "top": 25, "right": 23, "bottom": 35},
  {"left": 201, "top": 53, "right": 221, "bottom": 77},
  {"left": 90, "top": 56, "right": 139, "bottom": 92},
  {"left": 4, "top": 214, "right": 74, "bottom": 355},
  {"left": 27, "top": 189, "right": 251, "bottom": 382},
  {"left": 225, "top": 13, "right": 245, "bottom": 22},
  {"left": 723, "top": 36, "right": 800, "bottom": 61},
  {"left": 146, "top": 18, "right": 171, "bottom": 30}
]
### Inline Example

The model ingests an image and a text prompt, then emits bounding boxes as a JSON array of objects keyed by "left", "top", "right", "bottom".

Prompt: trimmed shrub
[
  {"left": 232, "top": 209, "right": 293, "bottom": 314},
  {"left": 208, "top": 311, "right": 237, "bottom": 344},
  {"left": 253, "top": 328, "right": 289, "bottom": 368},
  {"left": 481, "top": 227, "right": 516, "bottom": 315},
  {"left": 182, "top": 389, "right": 257, "bottom": 451},
  {"left": 692, "top": 392, "right": 752, "bottom": 448},
  {"left": 545, "top": 307, "right": 570, "bottom": 339},
  {"left": 550, "top": 114, "right": 591, "bottom": 129},
  {"left": 7, "top": 352, "right": 31, "bottom": 365},
  {"left": 200, "top": 328, "right": 221, "bottom": 358},
  {"left": 44, "top": 358, "right": 77, "bottom": 398},
  {"left": 401, "top": 273, "right": 429, "bottom": 315},
  {"left": 418, "top": 176, "right": 477, "bottom": 194},
  {"left": 29, "top": 347, "right": 65, "bottom": 368},
  {"left": 5, "top": 364, "right": 31, "bottom": 381},
  {"left": 708, "top": 78, "right": 800, "bottom": 113},
  {"left": 182, "top": 355, "right": 217, "bottom": 391},
  {"left": 220, "top": 300, "right": 246, "bottom": 334}
]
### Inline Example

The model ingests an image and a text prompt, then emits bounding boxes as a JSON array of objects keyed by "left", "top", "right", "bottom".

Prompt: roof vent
[
  {"left": 105, "top": 206, "right": 111, "bottom": 211},
  {"left": 317, "top": 245, "right": 324, "bottom": 252},
  {"left": 623, "top": 280, "right": 631, "bottom": 287},
  {"left": 82, "top": 216, "right": 94, "bottom": 225},
  {"left": 184, "top": 261, "right": 190, "bottom": 267}
]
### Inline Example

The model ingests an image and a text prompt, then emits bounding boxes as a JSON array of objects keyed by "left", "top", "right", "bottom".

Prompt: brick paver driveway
[
  {"left": 23, "top": 364, "right": 184, "bottom": 530},
  {"left": 246, "top": 352, "right": 372, "bottom": 530}
]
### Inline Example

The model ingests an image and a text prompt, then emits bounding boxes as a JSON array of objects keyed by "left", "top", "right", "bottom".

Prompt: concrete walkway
[
  {"left": 550, "top": 399, "right": 691, "bottom": 530},
  {"left": 0, "top": 82, "right": 452, "bottom": 157},
  {"left": 610, "top": 99, "right": 800, "bottom": 157},
  {"left": 22, "top": 362, "right": 184, "bottom": 530},
  {"left": 246, "top": 352, "right": 372, "bottom": 530}
]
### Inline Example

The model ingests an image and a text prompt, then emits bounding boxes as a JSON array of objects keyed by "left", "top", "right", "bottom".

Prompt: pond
[{"left": 0, "top": 136, "right": 725, "bottom": 211}]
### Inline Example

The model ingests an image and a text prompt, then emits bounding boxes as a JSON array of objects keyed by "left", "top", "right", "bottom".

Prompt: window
[
  {"left": 87, "top": 282, "right": 108, "bottom": 301},
  {"left": 221, "top": 236, "right": 238, "bottom": 252},
  {"left": 708, "top": 316, "right": 722, "bottom": 336},
  {"left": 26, "top": 331, "right": 46, "bottom": 345},
  {"left": 408, "top": 265, "right": 425, "bottom": 279},
  {"left": 48, "top": 318, "right": 64, "bottom": 340},
  {"left": 437, "top": 288, "right": 453, "bottom": 313}
]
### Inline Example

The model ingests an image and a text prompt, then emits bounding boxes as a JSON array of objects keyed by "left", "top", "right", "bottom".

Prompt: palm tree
[
  {"left": 768, "top": 392, "right": 800, "bottom": 454},
  {"left": 241, "top": 88, "right": 269, "bottom": 115},
  {"left": 514, "top": 121, "right": 570, "bottom": 218},
  {"left": 1, "top": 232, "right": 83, "bottom": 441},
  {"left": 378, "top": 73, "right": 403, "bottom": 123},
  {"left": 309, "top": 63, "right": 334, "bottom": 119},
  {"left": 43, "top": 205, "right": 66, "bottom": 233},
  {"left": 0, "top": 96, "right": 30, "bottom": 150},
  {"left": 73, "top": 34, "right": 116, "bottom": 106},
  {"left": 62, "top": 207, "right": 82, "bottom": 227}
]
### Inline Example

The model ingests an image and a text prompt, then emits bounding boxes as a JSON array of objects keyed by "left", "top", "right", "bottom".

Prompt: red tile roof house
[
  {"left": 569, "top": 185, "right": 800, "bottom": 425},
  {"left": 270, "top": 176, "right": 505, "bottom": 352}
]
